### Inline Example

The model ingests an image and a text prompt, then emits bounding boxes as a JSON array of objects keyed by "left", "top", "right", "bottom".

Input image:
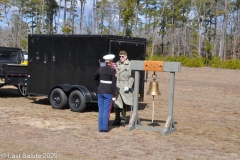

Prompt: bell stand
[{"left": 127, "top": 60, "right": 181, "bottom": 135}]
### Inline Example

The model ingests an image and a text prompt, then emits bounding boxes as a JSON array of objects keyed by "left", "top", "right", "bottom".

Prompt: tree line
[{"left": 0, "top": 0, "right": 240, "bottom": 61}]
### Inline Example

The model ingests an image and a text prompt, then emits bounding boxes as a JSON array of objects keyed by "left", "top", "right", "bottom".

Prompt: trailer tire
[
  {"left": 50, "top": 88, "right": 67, "bottom": 109},
  {"left": 68, "top": 90, "right": 86, "bottom": 112}
]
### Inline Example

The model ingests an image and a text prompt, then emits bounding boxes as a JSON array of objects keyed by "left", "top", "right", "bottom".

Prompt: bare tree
[
  {"left": 79, "top": 0, "right": 86, "bottom": 34},
  {"left": 150, "top": 1, "right": 166, "bottom": 60},
  {"left": 219, "top": 0, "right": 229, "bottom": 60},
  {"left": 1, "top": 1, "right": 17, "bottom": 47},
  {"left": 57, "top": 0, "right": 63, "bottom": 33},
  {"left": 231, "top": 3, "right": 240, "bottom": 59},
  {"left": 69, "top": 0, "right": 77, "bottom": 34},
  {"left": 40, "top": 0, "right": 44, "bottom": 33},
  {"left": 133, "top": 0, "right": 140, "bottom": 37},
  {"left": 63, "top": 0, "right": 67, "bottom": 26},
  {"left": 92, "top": 0, "right": 96, "bottom": 34}
]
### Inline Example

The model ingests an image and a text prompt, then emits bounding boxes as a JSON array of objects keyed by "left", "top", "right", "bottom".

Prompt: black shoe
[
  {"left": 99, "top": 130, "right": 109, "bottom": 132},
  {"left": 111, "top": 121, "right": 121, "bottom": 126}
]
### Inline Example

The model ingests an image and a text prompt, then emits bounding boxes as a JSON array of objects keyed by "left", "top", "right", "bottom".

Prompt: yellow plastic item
[{"left": 21, "top": 61, "right": 28, "bottom": 65}]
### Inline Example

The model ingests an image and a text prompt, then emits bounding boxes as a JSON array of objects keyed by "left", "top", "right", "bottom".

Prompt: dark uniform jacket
[{"left": 94, "top": 65, "right": 116, "bottom": 94}]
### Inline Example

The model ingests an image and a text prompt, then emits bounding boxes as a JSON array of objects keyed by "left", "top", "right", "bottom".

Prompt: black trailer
[{"left": 28, "top": 34, "right": 146, "bottom": 112}]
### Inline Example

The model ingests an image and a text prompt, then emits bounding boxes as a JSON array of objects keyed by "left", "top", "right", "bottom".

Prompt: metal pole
[
  {"left": 151, "top": 95, "right": 155, "bottom": 123},
  {"left": 168, "top": 72, "right": 175, "bottom": 117},
  {"left": 162, "top": 71, "right": 177, "bottom": 135},
  {"left": 127, "top": 71, "right": 140, "bottom": 130}
]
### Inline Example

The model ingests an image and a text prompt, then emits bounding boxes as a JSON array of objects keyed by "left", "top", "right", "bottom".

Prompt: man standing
[
  {"left": 94, "top": 54, "right": 116, "bottom": 132},
  {"left": 112, "top": 51, "right": 134, "bottom": 126}
]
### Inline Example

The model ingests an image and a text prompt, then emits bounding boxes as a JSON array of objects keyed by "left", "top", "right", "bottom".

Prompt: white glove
[
  {"left": 112, "top": 97, "right": 116, "bottom": 101},
  {"left": 124, "top": 87, "right": 129, "bottom": 92}
]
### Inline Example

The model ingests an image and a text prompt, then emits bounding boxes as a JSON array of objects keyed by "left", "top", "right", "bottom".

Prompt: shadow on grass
[
  {"left": 29, "top": 97, "right": 99, "bottom": 112},
  {"left": 28, "top": 98, "right": 149, "bottom": 114},
  {"left": 28, "top": 96, "right": 50, "bottom": 105},
  {"left": 0, "top": 87, "right": 22, "bottom": 98},
  {"left": 140, "top": 118, "right": 178, "bottom": 126}
]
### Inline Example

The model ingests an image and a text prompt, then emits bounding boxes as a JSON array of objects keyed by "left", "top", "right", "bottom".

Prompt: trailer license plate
[{"left": 0, "top": 78, "right": 5, "bottom": 84}]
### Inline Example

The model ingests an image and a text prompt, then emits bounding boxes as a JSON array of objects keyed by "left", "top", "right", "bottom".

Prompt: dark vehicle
[
  {"left": 0, "top": 47, "right": 27, "bottom": 95},
  {"left": 27, "top": 34, "right": 146, "bottom": 112},
  {"left": 0, "top": 47, "right": 25, "bottom": 64}
]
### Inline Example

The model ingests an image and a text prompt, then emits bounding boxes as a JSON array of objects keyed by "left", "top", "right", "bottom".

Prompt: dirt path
[{"left": 0, "top": 67, "right": 240, "bottom": 160}]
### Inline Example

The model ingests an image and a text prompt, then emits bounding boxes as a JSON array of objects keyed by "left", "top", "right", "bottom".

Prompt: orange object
[{"left": 144, "top": 61, "right": 163, "bottom": 72}]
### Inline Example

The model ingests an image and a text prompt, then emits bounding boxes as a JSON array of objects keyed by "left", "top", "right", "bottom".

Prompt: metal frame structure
[{"left": 127, "top": 60, "right": 181, "bottom": 135}]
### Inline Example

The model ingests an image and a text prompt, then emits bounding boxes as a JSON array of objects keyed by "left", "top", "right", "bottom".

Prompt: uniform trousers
[{"left": 98, "top": 93, "right": 113, "bottom": 131}]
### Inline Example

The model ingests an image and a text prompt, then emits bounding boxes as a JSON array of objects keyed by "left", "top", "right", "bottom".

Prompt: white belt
[{"left": 100, "top": 80, "right": 112, "bottom": 84}]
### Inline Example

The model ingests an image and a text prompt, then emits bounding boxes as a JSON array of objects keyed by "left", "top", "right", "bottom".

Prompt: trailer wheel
[
  {"left": 50, "top": 88, "right": 67, "bottom": 109},
  {"left": 68, "top": 90, "right": 86, "bottom": 112}
]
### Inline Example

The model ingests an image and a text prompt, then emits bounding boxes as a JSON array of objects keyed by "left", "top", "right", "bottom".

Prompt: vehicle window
[
  {"left": 0, "top": 51, "right": 13, "bottom": 60},
  {"left": 11, "top": 52, "right": 19, "bottom": 61},
  {"left": 0, "top": 50, "right": 23, "bottom": 63}
]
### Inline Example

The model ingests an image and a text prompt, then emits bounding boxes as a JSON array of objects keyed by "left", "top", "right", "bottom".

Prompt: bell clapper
[{"left": 151, "top": 95, "right": 155, "bottom": 127}]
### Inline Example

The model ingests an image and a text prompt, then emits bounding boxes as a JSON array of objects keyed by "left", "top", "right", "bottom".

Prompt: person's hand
[
  {"left": 112, "top": 97, "right": 116, "bottom": 101},
  {"left": 124, "top": 87, "right": 129, "bottom": 92}
]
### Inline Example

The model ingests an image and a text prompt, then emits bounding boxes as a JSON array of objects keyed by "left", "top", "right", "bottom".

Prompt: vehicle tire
[
  {"left": 50, "top": 88, "right": 67, "bottom": 109},
  {"left": 68, "top": 90, "right": 86, "bottom": 112}
]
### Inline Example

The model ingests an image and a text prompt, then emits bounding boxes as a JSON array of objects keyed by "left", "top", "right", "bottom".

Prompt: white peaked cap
[{"left": 103, "top": 54, "right": 115, "bottom": 61}]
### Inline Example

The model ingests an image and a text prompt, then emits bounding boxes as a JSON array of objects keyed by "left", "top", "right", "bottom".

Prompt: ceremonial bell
[
  {"left": 147, "top": 81, "right": 161, "bottom": 96},
  {"left": 146, "top": 72, "right": 160, "bottom": 127},
  {"left": 146, "top": 72, "right": 161, "bottom": 96}
]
